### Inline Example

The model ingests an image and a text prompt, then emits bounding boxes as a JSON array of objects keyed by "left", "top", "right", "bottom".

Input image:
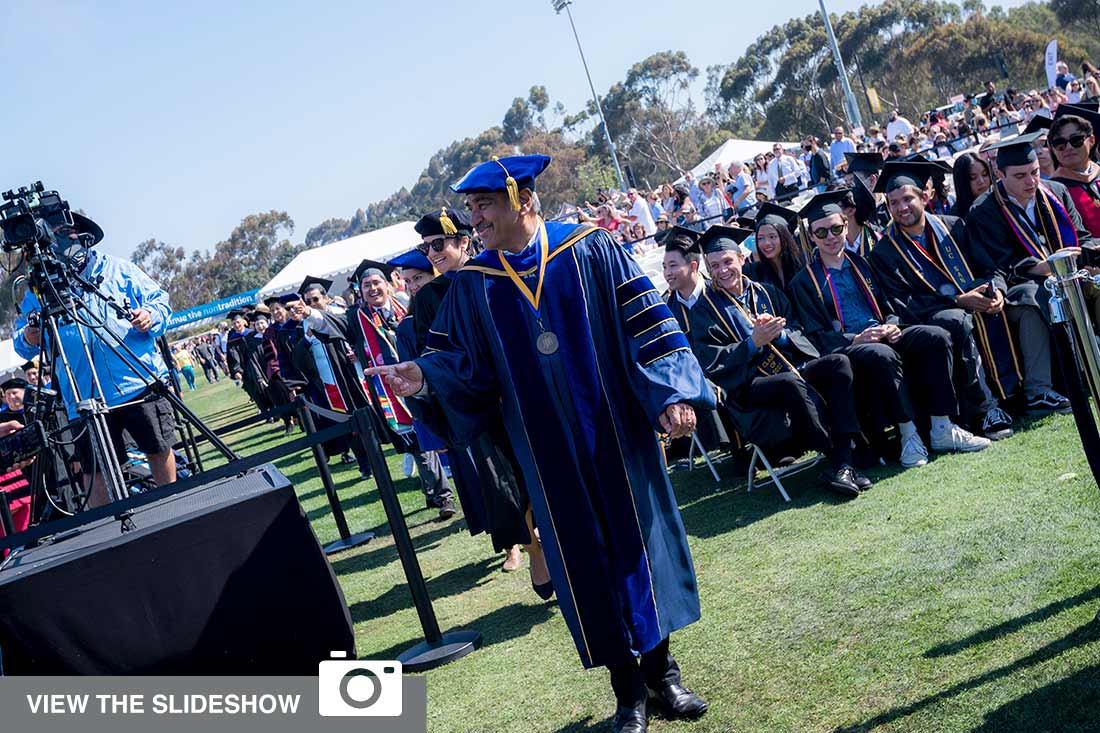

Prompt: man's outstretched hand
[
  {"left": 659, "top": 403, "right": 697, "bottom": 440},
  {"left": 364, "top": 361, "right": 425, "bottom": 397}
]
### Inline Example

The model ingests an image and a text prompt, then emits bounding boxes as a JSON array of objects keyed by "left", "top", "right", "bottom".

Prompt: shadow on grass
[
  {"left": 834, "top": 618, "right": 1100, "bottom": 732},
  {"left": 972, "top": 664, "right": 1100, "bottom": 732},
  {"left": 349, "top": 556, "right": 501, "bottom": 625},
  {"left": 924, "top": 585, "right": 1100, "bottom": 658},
  {"left": 358, "top": 600, "right": 556, "bottom": 662},
  {"left": 330, "top": 520, "right": 468, "bottom": 577}
]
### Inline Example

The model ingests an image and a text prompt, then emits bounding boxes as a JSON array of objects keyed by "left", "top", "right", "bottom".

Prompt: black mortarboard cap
[
  {"left": 247, "top": 311, "right": 269, "bottom": 323},
  {"left": 875, "top": 160, "right": 937, "bottom": 194},
  {"left": 20, "top": 360, "right": 36, "bottom": 372},
  {"left": 988, "top": 132, "right": 1043, "bottom": 168},
  {"left": 352, "top": 259, "right": 396, "bottom": 283},
  {"left": 227, "top": 309, "right": 248, "bottom": 321},
  {"left": 1023, "top": 115, "right": 1052, "bottom": 135},
  {"left": 1061, "top": 99, "right": 1100, "bottom": 113},
  {"left": 852, "top": 176, "right": 878, "bottom": 223},
  {"left": 698, "top": 225, "right": 752, "bottom": 255},
  {"left": 844, "top": 151, "right": 884, "bottom": 175},
  {"left": 734, "top": 215, "right": 756, "bottom": 230},
  {"left": 262, "top": 295, "right": 282, "bottom": 308},
  {"left": 798, "top": 190, "right": 852, "bottom": 224},
  {"left": 754, "top": 202, "right": 798, "bottom": 232},
  {"left": 1, "top": 377, "right": 28, "bottom": 392},
  {"left": 278, "top": 293, "right": 302, "bottom": 305},
  {"left": 415, "top": 207, "right": 473, "bottom": 238},
  {"left": 298, "top": 276, "right": 334, "bottom": 296},
  {"left": 662, "top": 226, "right": 702, "bottom": 253}
]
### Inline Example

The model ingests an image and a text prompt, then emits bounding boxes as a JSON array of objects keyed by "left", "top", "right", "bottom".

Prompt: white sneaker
[
  {"left": 402, "top": 453, "right": 416, "bottom": 478},
  {"left": 930, "top": 424, "right": 991, "bottom": 453},
  {"left": 900, "top": 432, "right": 929, "bottom": 467}
]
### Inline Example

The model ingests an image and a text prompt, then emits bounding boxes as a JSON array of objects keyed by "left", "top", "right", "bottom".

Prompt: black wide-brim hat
[{"left": 71, "top": 213, "right": 104, "bottom": 245}]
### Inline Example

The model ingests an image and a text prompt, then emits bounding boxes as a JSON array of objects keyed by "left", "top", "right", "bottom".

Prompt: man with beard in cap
[{"left": 869, "top": 160, "right": 1017, "bottom": 440}]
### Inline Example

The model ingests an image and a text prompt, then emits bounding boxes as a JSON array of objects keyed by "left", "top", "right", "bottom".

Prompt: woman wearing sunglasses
[
  {"left": 1050, "top": 111, "right": 1100, "bottom": 237},
  {"left": 788, "top": 190, "right": 989, "bottom": 469}
]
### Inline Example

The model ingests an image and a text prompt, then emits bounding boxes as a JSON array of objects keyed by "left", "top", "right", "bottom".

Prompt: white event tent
[
  {"left": 679, "top": 137, "right": 796, "bottom": 182},
  {"left": 258, "top": 221, "right": 420, "bottom": 300}
]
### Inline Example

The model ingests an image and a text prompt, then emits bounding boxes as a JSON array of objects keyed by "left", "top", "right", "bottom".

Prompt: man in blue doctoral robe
[{"left": 367, "top": 155, "right": 715, "bottom": 733}]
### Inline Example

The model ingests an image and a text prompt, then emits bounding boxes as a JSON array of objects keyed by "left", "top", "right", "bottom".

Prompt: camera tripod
[{"left": 20, "top": 237, "right": 238, "bottom": 509}]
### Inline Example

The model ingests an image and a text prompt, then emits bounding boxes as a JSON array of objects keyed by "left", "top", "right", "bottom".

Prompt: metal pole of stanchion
[
  {"left": 297, "top": 401, "right": 373, "bottom": 555},
  {"left": 349, "top": 407, "right": 481, "bottom": 671}
]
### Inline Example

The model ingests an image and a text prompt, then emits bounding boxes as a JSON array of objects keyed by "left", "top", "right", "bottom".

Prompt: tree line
[{"left": 1, "top": 0, "right": 1089, "bottom": 337}]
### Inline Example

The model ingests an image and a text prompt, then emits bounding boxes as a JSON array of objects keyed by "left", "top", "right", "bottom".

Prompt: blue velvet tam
[
  {"left": 450, "top": 155, "right": 552, "bottom": 210},
  {"left": 388, "top": 248, "right": 433, "bottom": 273}
]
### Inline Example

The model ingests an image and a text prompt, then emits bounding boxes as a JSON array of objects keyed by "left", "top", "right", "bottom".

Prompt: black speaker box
[{"left": 0, "top": 464, "right": 354, "bottom": 674}]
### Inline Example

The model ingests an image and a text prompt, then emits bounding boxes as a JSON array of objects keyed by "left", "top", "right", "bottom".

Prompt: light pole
[
  {"left": 818, "top": 0, "right": 862, "bottom": 130},
  {"left": 552, "top": 0, "right": 628, "bottom": 192}
]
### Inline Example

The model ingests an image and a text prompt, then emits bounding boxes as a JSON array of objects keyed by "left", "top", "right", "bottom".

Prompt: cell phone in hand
[{"left": 0, "top": 421, "right": 47, "bottom": 473}]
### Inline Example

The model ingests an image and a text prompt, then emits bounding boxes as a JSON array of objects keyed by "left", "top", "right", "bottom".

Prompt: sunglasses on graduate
[
  {"left": 305, "top": 295, "right": 325, "bottom": 305},
  {"left": 812, "top": 224, "right": 846, "bottom": 240},
  {"left": 417, "top": 238, "right": 453, "bottom": 254},
  {"left": 1049, "top": 133, "right": 1090, "bottom": 150}
]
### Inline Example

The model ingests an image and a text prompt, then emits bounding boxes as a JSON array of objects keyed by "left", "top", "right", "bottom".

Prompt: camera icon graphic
[{"left": 318, "top": 651, "right": 403, "bottom": 717}]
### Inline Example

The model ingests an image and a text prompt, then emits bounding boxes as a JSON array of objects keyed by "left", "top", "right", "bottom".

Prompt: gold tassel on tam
[
  {"left": 492, "top": 156, "right": 522, "bottom": 211},
  {"left": 439, "top": 207, "right": 458, "bottom": 235}
]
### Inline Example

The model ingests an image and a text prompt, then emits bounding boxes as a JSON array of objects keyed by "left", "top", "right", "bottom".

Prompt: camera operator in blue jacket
[{"left": 12, "top": 213, "right": 175, "bottom": 507}]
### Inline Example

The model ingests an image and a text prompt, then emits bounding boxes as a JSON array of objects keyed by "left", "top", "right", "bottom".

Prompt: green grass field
[{"left": 181, "top": 375, "right": 1100, "bottom": 733}]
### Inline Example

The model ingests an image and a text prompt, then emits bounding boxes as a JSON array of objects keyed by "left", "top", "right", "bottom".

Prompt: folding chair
[
  {"left": 686, "top": 433, "right": 720, "bottom": 483},
  {"left": 745, "top": 444, "right": 822, "bottom": 502}
]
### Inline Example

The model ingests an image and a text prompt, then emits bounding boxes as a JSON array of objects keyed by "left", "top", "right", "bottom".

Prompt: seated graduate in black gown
[
  {"left": 789, "top": 190, "right": 991, "bottom": 469},
  {"left": 688, "top": 224, "right": 870, "bottom": 498},
  {"left": 965, "top": 132, "right": 1096, "bottom": 414},
  {"left": 660, "top": 226, "right": 730, "bottom": 460},
  {"left": 868, "top": 160, "right": 1016, "bottom": 440},
  {"left": 743, "top": 202, "right": 805, "bottom": 294}
]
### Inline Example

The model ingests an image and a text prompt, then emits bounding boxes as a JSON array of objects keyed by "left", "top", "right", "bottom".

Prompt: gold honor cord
[{"left": 499, "top": 221, "right": 550, "bottom": 313}]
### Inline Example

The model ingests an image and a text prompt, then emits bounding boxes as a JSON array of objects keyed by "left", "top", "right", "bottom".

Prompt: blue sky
[{"left": 0, "top": 0, "right": 1029, "bottom": 263}]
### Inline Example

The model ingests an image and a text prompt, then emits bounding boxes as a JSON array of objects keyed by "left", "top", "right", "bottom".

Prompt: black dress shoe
[
  {"left": 850, "top": 467, "right": 873, "bottom": 491},
  {"left": 437, "top": 500, "right": 456, "bottom": 520},
  {"left": 822, "top": 465, "right": 860, "bottom": 498},
  {"left": 612, "top": 705, "right": 647, "bottom": 733},
  {"left": 648, "top": 683, "right": 708, "bottom": 719}
]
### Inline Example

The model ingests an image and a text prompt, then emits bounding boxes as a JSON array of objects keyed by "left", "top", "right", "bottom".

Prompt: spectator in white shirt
[
  {"left": 625, "top": 187, "right": 656, "bottom": 236},
  {"left": 885, "top": 110, "right": 915, "bottom": 141},
  {"left": 766, "top": 144, "right": 801, "bottom": 200}
]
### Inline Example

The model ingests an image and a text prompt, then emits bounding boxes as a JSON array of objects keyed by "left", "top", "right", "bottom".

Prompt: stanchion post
[
  {"left": 349, "top": 407, "right": 481, "bottom": 671},
  {"left": 297, "top": 401, "right": 373, "bottom": 555}
]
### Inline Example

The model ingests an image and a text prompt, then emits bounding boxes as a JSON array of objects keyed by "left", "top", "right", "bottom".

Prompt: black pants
[
  {"left": 925, "top": 309, "right": 995, "bottom": 425},
  {"left": 607, "top": 637, "right": 681, "bottom": 707},
  {"left": 842, "top": 325, "right": 956, "bottom": 431},
  {"left": 743, "top": 353, "right": 858, "bottom": 468}
]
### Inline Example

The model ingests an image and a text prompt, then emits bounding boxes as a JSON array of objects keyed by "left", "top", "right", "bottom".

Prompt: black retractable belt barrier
[{"left": 349, "top": 407, "right": 482, "bottom": 671}]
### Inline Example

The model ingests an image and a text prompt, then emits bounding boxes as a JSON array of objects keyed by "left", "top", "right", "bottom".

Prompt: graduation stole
[
  {"left": 307, "top": 335, "right": 349, "bottom": 413},
  {"left": 355, "top": 307, "right": 412, "bottom": 430},
  {"left": 805, "top": 252, "right": 884, "bottom": 332},
  {"left": 882, "top": 215, "right": 1023, "bottom": 399},
  {"left": 993, "top": 180, "right": 1079, "bottom": 259},
  {"left": 700, "top": 281, "right": 800, "bottom": 377}
]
